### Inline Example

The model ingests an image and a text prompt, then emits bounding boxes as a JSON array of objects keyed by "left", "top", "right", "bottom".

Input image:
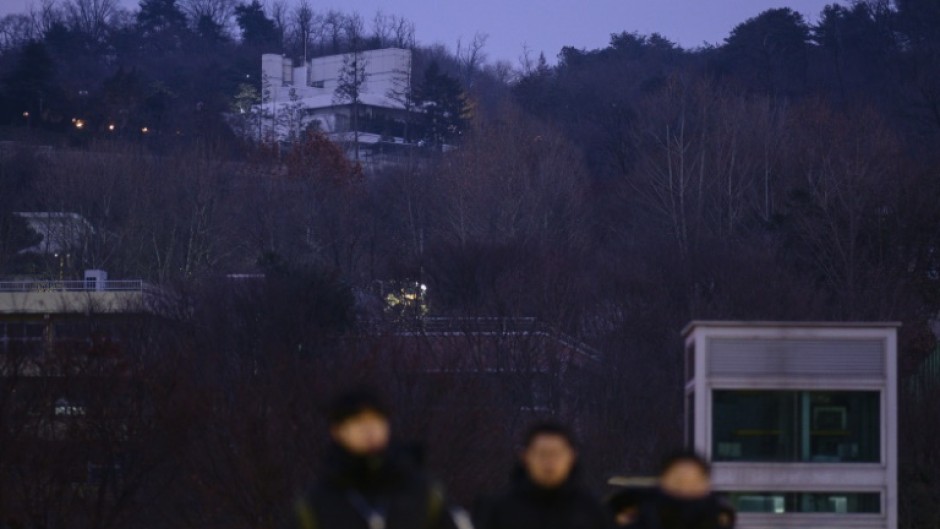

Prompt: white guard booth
[{"left": 682, "top": 321, "right": 898, "bottom": 529}]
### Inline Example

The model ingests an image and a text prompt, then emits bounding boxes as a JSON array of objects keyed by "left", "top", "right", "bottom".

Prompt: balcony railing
[{"left": 0, "top": 280, "right": 145, "bottom": 293}]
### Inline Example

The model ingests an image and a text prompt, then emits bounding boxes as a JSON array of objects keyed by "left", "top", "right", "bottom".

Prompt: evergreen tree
[
  {"left": 0, "top": 41, "right": 59, "bottom": 125},
  {"left": 333, "top": 51, "right": 368, "bottom": 161},
  {"left": 136, "top": 0, "right": 190, "bottom": 52},
  {"left": 415, "top": 61, "right": 467, "bottom": 150},
  {"left": 722, "top": 8, "right": 811, "bottom": 94},
  {"left": 194, "top": 13, "right": 226, "bottom": 44},
  {"left": 234, "top": 0, "right": 278, "bottom": 49}
]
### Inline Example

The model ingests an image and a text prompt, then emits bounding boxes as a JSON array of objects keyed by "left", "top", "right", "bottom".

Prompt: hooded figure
[
  {"left": 634, "top": 452, "right": 734, "bottom": 529},
  {"left": 287, "top": 389, "right": 466, "bottom": 529},
  {"left": 474, "top": 422, "right": 610, "bottom": 529}
]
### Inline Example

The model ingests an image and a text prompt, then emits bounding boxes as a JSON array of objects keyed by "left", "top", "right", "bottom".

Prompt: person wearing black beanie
[
  {"left": 286, "top": 389, "right": 468, "bottom": 529},
  {"left": 474, "top": 422, "right": 611, "bottom": 529}
]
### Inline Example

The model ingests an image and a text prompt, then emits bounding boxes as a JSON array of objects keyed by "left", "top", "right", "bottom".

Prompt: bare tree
[
  {"left": 341, "top": 11, "right": 365, "bottom": 50},
  {"left": 322, "top": 9, "right": 344, "bottom": 54},
  {"left": 33, "top": 145, "right": 231, "bottom": 283},
  {"left": 371, "top": 10, "right": 391, "bottom": 48},
  {"left": 486, "top": 60, "right": 516, "bottom": 85},
  {"left": 177, "top": 0, "right": 235, "bottom": 34},
  {"left": 431, "top": 104, "right": 589, "bottom": 252},
  {"left": 625, "top": 78, "right": 785, "bottom": 256},
  {"left": 367, "top": 12, "right": 414, "bottom": 49},
  {"left": 290, "top": 0, "right": 314, "bottom": 62},
  {"left": 63, "top": 0, "right": 118, "bottom": 43},
  {"left": 518, "top": 43, "right": 537, "bottom": 76},
  {"left": 783, "top": 102, "right": 904, "bottom": 318},
  {"left": 268, "top": 0, "right": 289, "bottom": 45},
  {"left": 28, "top": 0, "right": 64, "bottom": 36},
  {"left": 391, "top": 14, "right": 415, "bottom": 49},
  {"left": 0, "top": 14, "right": 38, "bottom": 51},
  {"left": 0, "top": 314, "right": 189, "bottom": 529},
  {"left": 456, "top": 32, "right": 488, "bottom": 88}
]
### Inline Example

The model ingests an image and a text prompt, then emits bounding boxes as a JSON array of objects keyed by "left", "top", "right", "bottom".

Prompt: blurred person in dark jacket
[
  {"left": 475, "top": 422, "right": 610, "bottom": 529},
  {"left": 634, "top": 452, "right": 734, "bottom": 529},
  {"left": 287, "top": 389, "right": 469, "bottom": 529}
]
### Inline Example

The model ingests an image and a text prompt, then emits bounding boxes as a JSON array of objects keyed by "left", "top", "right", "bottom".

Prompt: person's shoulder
[
  {"left": 570, "top": 486, "right": 606, "bottom": 507},
  {"left": 397, "top": 462, "right": 441, "bottom": 496},
  {"left": 386, "top": 444, "right": 434, "bottom": 485},
  {"left": 477, "top": 487, "right": 516, "bottom": 511},
  {"left": 567, "top": 488, "right": 611, "bottom": 529},
  {"left": 302, "top": 478, "right": 345, "bottom": 506},
  {"left": 472, "top": 489, "right": 516, "bottom": 529},
  {"left": 474, "top": 487, "right": 518, "bottom": 519}
]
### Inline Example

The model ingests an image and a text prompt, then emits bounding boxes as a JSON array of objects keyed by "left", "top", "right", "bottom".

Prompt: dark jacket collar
[
  {"left": 646, "top": 489, "right": 724, "bottom": 528},
  {"left": 322, "top": 442, "right": 412, "bottom": 492},
  {"left": 510, "top": 464, "right": 581, "bottom": 501}
]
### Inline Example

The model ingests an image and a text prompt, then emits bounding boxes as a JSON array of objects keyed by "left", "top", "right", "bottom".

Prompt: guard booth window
[
  {"left": 729, "top": 491, "right": 881, "bottom": 514},
  {"left": 712, "top": 390, "right": 880, "bottom": 463}
]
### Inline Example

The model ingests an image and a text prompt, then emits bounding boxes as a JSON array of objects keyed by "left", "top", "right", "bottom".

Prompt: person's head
[
  {"left": 658, "top": 451, "right": 712, "bottom": 500},
  {"left": 521, "top": 422, "right": 578, "bottom": 489},
  {"left": 328, "top": 389, "right": 391, "bottom": 456}
]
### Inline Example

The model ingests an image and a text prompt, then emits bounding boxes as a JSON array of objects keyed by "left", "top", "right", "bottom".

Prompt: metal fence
[{"left": 0, "top": 280, "right": 145, "bottom": 293}]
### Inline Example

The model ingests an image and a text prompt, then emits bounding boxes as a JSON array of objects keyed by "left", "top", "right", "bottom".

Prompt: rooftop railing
[
  {"left": 0, "top": 280, "right": 145, "bottom": 293},
  {"left": 392, "top": 317, "right": 602, "bottom": 361}
]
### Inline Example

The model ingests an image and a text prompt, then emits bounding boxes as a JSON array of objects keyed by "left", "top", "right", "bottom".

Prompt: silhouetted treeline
[{"left": 1, "top": 1, "right": 940, "bottom": 528}]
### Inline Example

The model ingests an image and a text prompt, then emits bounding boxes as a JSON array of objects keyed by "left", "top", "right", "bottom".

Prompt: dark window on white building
[{"left": 712, "top": 390, "right": 880, "bottom": 463}]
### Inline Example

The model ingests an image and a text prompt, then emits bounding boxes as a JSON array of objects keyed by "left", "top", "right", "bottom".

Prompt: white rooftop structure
[
  {"left": 251, "top": 48, "right": 419, "bottom": 170},
  {"left": 262, "top": 48, "right": 410, "bottom": 102},
  {"left": 259, "top": 48, "right": 411, "bottom": 135}
]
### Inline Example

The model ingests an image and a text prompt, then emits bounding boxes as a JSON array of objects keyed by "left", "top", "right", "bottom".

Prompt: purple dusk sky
[{"left": 2, "top": 0, "right": 841, "bottom": 63}]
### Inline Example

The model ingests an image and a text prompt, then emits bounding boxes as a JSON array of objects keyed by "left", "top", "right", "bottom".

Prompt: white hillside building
[{"left": 257, "top": 48, "right": 416, "bottom": 162}]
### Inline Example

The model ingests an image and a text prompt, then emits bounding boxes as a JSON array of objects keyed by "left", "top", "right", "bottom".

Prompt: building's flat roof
[
  {"left": 0, "top": 278, "right": 162, "bottom": 314},
  {"left": 681, "top": 320, "right": 902, "bottom": 337}
]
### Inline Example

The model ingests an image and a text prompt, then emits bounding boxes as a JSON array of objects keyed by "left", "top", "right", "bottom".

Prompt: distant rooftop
[
  {"left": 14, "top": 211, "right": 94, "bottom": 255},
  {"left": 0, "top": 274, "right": 158, "bottom": 315}
]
